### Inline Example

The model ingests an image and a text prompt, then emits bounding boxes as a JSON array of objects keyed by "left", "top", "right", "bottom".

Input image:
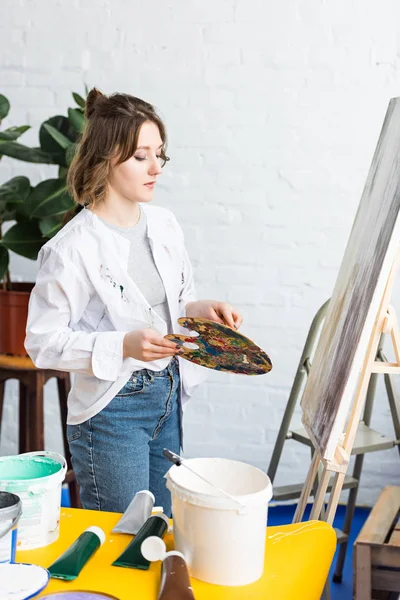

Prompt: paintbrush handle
[
  {"left": 163, "top": 448, "right": 246, "bottom": 510},
  {"left": 162, "top": 448, "right": 182, "bottom": 466},
  {"left": 182, "top": 463, "right": 246, "bottom": 509}
]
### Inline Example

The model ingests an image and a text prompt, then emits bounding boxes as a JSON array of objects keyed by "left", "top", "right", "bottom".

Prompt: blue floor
[{"left": 61, "top": 489, "right": 369, "bottom": 599}]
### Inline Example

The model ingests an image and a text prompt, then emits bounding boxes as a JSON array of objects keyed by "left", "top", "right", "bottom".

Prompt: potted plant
[{"left": 0, "top": 91, "right": 87, "bottom": 355}]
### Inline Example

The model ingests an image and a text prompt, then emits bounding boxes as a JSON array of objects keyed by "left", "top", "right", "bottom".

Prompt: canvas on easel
[{"left": 294, "top": 97, "right": 400, "bottom": 525}]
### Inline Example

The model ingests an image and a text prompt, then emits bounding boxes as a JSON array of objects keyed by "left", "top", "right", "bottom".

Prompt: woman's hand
[
  {"left": 185, "top": 300, "right": 243, "bottom": 330},
  {"left": 123, "top": 329, "right": 179, "bottom": 361}
]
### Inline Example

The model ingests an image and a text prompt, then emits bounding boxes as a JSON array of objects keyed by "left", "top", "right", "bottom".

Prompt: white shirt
[{"left": 25, "top": 204, "right": 207, "bottom": 425}]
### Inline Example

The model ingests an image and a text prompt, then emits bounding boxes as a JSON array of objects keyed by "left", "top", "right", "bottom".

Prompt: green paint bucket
[{"left": 0, "top": 452, "right": 67, "bottom": 550}]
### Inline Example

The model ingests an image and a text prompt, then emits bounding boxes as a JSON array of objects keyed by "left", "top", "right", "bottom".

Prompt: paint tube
[
  {"left": 158, "top": 551, "right": 196, "bottom": 600},
  {"left": 112, "top": 490, "right": 155, "bottom": 535},
  {"left": 112, "top": 514, "right": 169, "bottom": 570},
  {"left": 48, "top": 526, "right": 105, "bottom": 581},
  {"left": 140, "top": 539, "right": 195, "bottom": 600}
]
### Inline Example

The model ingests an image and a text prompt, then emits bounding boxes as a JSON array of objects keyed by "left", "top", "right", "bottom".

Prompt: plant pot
[{"left": 0, "top": 283, "right": 34, "bottom": 356}]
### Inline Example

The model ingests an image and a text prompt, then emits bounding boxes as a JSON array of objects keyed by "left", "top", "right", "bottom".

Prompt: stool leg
[
  {"left": 30, "top": 371, "right": 45, "bottom": 450},
  {"left": 0, "top": 380, "right": 4, "bottom": 440},
  {"left": 57, "top": 374, "right": 81, "bottom": 508},
  {"left": 19, "top": 381, "right": 31, "bottom": 453},
  {"left": 57, "top": 374, "right": 72, "bottom": 468}
]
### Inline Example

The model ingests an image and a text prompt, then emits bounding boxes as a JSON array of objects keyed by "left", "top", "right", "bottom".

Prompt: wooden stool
[
  {"left": 354, "top": 486, "right": 400, "bottom": 599},
  {"left": 0, "top": 354, "right": 81, "bottom": 508}
]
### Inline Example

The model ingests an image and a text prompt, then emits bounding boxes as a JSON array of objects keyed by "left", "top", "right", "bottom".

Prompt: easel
[
  {"left": 293, "top": 248, "right": 400, "bottom": 527},
  {"left": 267, "top": 298, "right": 400, "bottom": 583}
]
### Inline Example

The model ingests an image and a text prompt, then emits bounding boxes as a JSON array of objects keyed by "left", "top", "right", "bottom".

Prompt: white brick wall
[{"left": 1, "top": 0, "right": 400, "bottom": 506}]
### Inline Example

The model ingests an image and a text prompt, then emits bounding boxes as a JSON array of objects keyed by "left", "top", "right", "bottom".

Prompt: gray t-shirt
[{"left": 98, "top": 208, "right": 173, "bottom": 333}]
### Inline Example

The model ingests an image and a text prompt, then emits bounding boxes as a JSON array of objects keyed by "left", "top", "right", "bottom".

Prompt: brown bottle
[{"left": 158, "top": 551, "right": 196, "bottom": 600}]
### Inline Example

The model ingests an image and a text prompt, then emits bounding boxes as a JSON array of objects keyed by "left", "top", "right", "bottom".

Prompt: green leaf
[
  {"left": 0, "top": 244, "right": 10, "bottom": 281},
  {"left": 58, "top": 166, "right": 68, "bottom": 179},
  {"left": 27, "top": 178, "right": 74, "bottom": 218},
  {"left": 0, "top": 142, "right": 55, "bottom": 163},
  {"left": 73, "top": 92, "right": 86, "bottom": 109},
  {"left": 39, "top": 216, "right": 63, "bottom": 238},
  {"left": 84, "top": 83, "right": 90, "bottom": 97},
  {"left": 43, "top": 123, "right": 72, "bottom": 150},
  {"left": 1, "top": 203, "right": 18, "bottom": 222},
  {"left": 0, "top": 176, "right": 30, "bottom": 206},
  {"left": 68, "top": 108, "right": 85, "bottom": 134},
  {"left": 1, "top": 221, "right": 44, "bottom": 260},
  {"left": 66, "top": 143, "right": 77, "bottom": 166},
  {"left": 0, "top": 95, "right": 10, "bottom": 120},
  {"left": 0, "top": 125, "right": 30, "bottom": 141},
  {"left": 39, "top": 115, "right": 78, "bottom": 167}
]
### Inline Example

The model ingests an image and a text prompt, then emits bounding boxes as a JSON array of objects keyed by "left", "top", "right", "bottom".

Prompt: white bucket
[
  {"left": 165, "top": 457, "right": 272, "bottom": 586},
  {"left": 0, "top": 452, "right": 67, "bottom": 550}
]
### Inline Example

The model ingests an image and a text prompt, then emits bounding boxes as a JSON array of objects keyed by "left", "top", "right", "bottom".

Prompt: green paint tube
[
  {"left": 48, "top": 526, "right": 106, "bottom": 581},
  {"left": 112, "top": 513, "right": 169, "bottom": 571}
]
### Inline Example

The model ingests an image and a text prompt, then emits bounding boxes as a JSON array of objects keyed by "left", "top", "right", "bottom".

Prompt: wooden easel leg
[
  {"left": 311, "top": 448, "right": 328, "bottom": 520},
  {"left": 293, "top": 451, "right": 320, "bottom": 522},
  {"left": 333, "top": 357, "right": 381, "bottom": 582},
  {"left": 310, "top": 466, "right": 332, "bottom": 520},
  {"left": 325, "top": 471, "right": 346, "bottom": 525},
  {"left": 382, "top": 368, "right": 400, "bottom": 458}
]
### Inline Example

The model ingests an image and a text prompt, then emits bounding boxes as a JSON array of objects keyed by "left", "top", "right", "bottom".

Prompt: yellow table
[{"left": 18, "top": 508, "right": 336, "bottom": 600}]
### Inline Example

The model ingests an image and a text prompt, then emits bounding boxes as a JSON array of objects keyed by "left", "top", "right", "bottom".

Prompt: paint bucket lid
[
  {"left": 0, "top": 562, "right": 49, "bottom": 600},
  {"left": 41, "top": 594, "right": 119, "bottom": 599}
]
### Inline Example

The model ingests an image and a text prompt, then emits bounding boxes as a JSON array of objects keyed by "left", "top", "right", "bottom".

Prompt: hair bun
[{"left": 85, "top": 87, "right": 105, "bottom": 119}]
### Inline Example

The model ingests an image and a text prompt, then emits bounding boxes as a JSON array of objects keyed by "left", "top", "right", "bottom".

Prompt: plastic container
[
  {"left": 0, "top": 491, "right": 22, "bottom": 563},
  {"left": 0, "top": 452, "right": 67, "bottom": 550},
  {"left": 166, "top": 457, "right": 272, "bottom": 586}
]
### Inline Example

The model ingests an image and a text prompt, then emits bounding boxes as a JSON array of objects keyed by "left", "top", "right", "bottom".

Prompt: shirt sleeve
[{"left": 25, "top": 247, "right": 126, "bottom": 381}]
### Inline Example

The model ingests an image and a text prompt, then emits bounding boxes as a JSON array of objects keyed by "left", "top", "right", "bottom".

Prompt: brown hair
[{"left": 67, "top": 88, "right": 169, "bottom": 206}]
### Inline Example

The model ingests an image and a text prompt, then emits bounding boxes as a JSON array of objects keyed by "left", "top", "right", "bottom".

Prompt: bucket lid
[{"left": 0, "top": 563, "right": 49, "bottom": 600}]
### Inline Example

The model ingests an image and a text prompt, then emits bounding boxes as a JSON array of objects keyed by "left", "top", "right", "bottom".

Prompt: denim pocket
[
  {"left": 67, "top": 424, "right": 81, "bottom": 442},
  {"left": 115, "top": 373, "right": 146, "bottom": 397}
]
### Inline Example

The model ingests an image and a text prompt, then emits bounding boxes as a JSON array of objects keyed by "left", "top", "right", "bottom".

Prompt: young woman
[{"left": 25, "top": 88, "right": 243, "bottom": 516}]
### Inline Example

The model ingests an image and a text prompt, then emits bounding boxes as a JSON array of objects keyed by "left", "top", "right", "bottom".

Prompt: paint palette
[
  {"left": 165, "top": 318, "right": 272, "bottom": 375},
  {"left": 41, "top": 594, "right": 119, "bottom": 600},
  {"left": 41, "top": 593, "right": 119, "bottom": 600}
]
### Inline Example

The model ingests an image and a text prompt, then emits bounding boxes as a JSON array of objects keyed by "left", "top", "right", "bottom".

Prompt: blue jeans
[{"left": 67, "top": 358, "right": 181, "bottom": 517}]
